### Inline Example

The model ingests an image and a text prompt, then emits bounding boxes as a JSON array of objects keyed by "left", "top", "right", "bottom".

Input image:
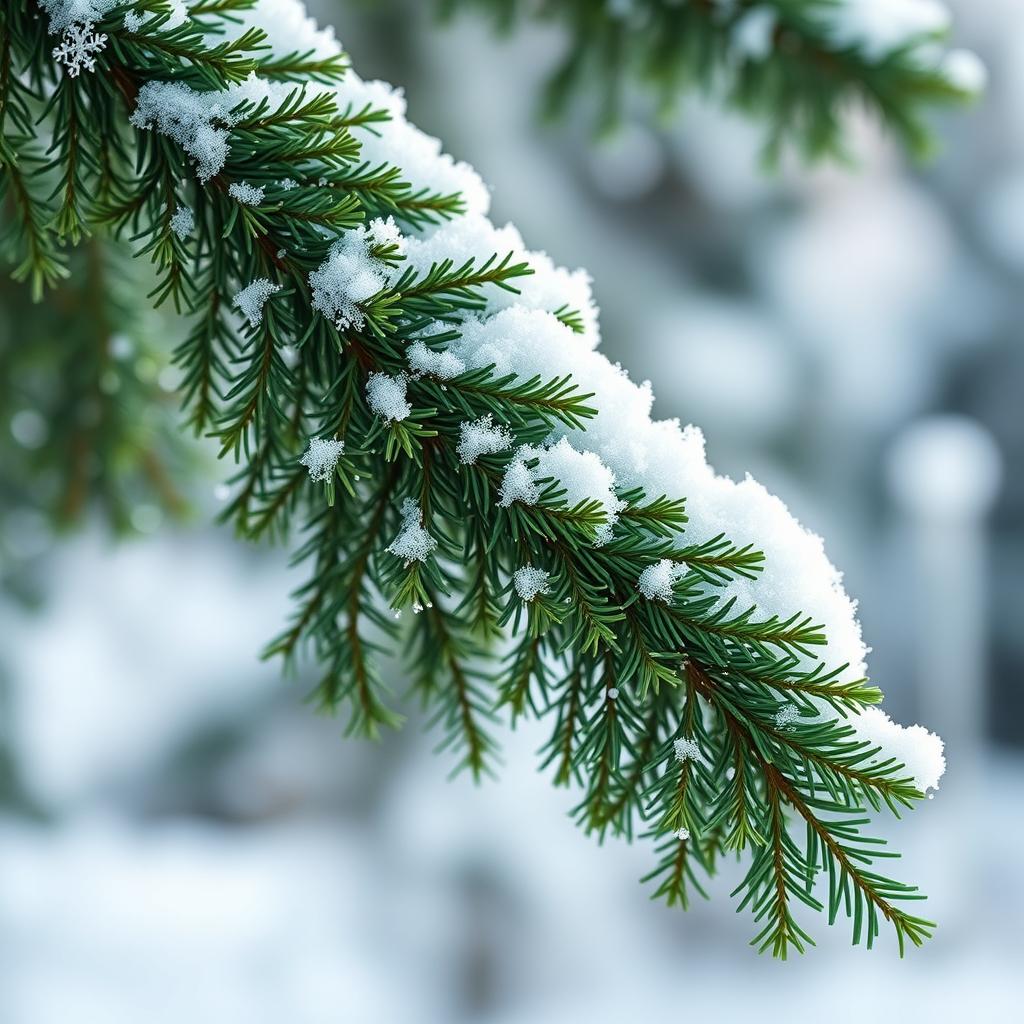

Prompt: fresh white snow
[
  {"left": 674, "top": 738, "right": 701, "bottom": 764},
  {"left": 387, "top": 499, "right": 436, "bottom": 563},
  {"left": 228, "top": 181, "right": 265, "bottom": 205},
  {"left": 365, "top": 373, "right": 411, "bottom": 423},
  {"left": 299, "top": 437, "right": 345, "bottom": 483},
  {"left": 637, "top": 559, "right": 687, "bottom": 602},
  {"left": 169, "top": 204, "right": 195, "bottom": 240},
  {"left": 512, "top": 566, "right": 550, "bottom": 602},
  {"left": 232, "top": 278, "right": 281, "bottom": 328},
  {"left": 456, "top": 415, "right": 513, "bottom": 465}
]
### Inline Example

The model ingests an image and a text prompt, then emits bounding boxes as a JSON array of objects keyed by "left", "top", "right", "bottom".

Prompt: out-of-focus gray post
[{"left": 886, "top": 414, "right": 1001, "bottom": 933}]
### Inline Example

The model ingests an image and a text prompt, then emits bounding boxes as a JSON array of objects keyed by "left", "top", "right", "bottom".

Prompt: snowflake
[{"left": 53, "top": 22, "right": 108, "bottom": 78}]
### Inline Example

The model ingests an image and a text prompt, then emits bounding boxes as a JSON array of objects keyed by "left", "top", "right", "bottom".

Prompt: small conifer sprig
[{"left": 0, "top": 0, "right": 954, "bottom": 957}]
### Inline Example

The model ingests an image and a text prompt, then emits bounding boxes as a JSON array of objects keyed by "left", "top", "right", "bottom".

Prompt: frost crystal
[
  {"left": 278, "top": 177, "right": 299, "bottom": 190},
  {"left": 513, "top": 566, "right": 550, "bottom": 602},
  {"left": 774, "top": 703, "right": 800, "bottom": 730},
  {"left": 169, "top": 205, "right": 194, "bottom": 240},
  {"left": 228, "top": 181, "right": 265, "bottom": 205},
  {"left": 637, "top": 559, "right": 687, "bottom": 602},
  {"left": 365, "top": 373, "right": 411, "bottom": 423},
  {"left": 52, "top": 22, "right": 108, "bottom": 77},
  {"left": 387, "top": 499, "right": 436, "bottom": 563},
  {"left": 674, "top": 738, "right": 700, "bottom": 763},
  {"left": 457, "top": 415, "right": 513, "bottom": 465},
  {"left": 123, "top": 11, "right": 143, "bottom": 32},
  {"left": 407, "top": 340, "right": 465, "bottom": 380},
  {"left": 299, "top": 437, "right": 344, "bottom": 483},
  {"left": 675, "top": 828, "right": 690, "bottom": 841},
  {"left": 309, "top": 229, "right": 388, "bottom": 330},
  {"left": 232, "top": 278, "right": 281, "bottom": 328}
]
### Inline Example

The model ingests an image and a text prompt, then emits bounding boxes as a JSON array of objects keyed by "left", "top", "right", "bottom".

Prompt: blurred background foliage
[{"left": 1, "top": 0, "right": 1022, "bottom": 1020}]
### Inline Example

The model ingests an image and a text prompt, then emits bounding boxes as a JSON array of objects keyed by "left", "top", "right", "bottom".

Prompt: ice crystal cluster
[
  {"left": 638, "top": 559, "right": 688, "bottom": 603},
  {"left": 299, "top": 437, "right": 345, "bottom": 483},
  {"left": 129, "top": 74, "right": 296, "bottom": 182},
  {"left": 365, "top": 373, "right": 411, "bottom": 423},
  {"left": 227, "top": 181, "right": 264, "bottom": 206},
  {"left": 456, "top": 416, "right": 514, "bottom": 466},
  {"left": 513, "top": 566, "right": 551, "bottom": 602},
  {"left": 169, "top": 205, "right": 194, "bottom": 240},
  {"left": 774, "top": 703, "right": 800, "bottom": 730},
  {"left": 387, "top": 499, "right": 437, "bottom": 564},
  {"left": 232, "top": 279, "right": 281, "bottom": 328},
  {"left": 674, "top": 738, "right": 701, "bottom": 764},
  {"left": 308, "top": 226, "right": 392, "bottom": 330}
]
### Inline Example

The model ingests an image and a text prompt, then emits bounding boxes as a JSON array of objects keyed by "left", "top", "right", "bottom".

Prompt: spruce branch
[{"left": 0, "top": 0, "right": 955, "bottom": 957}]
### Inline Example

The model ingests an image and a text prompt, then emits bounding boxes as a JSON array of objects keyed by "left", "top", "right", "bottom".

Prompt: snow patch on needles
[
  {"left": 335, "top": 80, "right": 490, "bottom": 220},
  {"left": 499, "top": 438, "right": 622, "bottom": 544},
  {"left": 365, "top": 373, "right": 411, "bottom": 422},
  {"left": 513, "top": 566, "right": 550, "bottom": 602},
  {"left": 233, "top": 279, "right": 281, "bottom": 328},
  {"left": 674, "top": 738, "right": 701, "bottom": 763},
  {"left": 407, "top": 340, "right": 465, "bottom": 380},
  {"left": 130, "top": 75, "right": 299, "bottom": 183},
  {"left": 388, "top": 499, "right": 436, "bottom": 563},
  {"left": 854, "top": 709, "right": 946, "bottom": 792},
  {"left": 131, "top": 82, "right": 233, "bottom": 182},
  {"left": 40, "top": 0, "right": 118, "bottom": 35},
  {"left": 169, "top": 205, "right": 194, "bottom": 240},
  {"left": 52, "top": 22, "right": 107, "bottom": 77},
  {"left": 228, "top": 182, "right": 265, "bottom": 206},
  {"left": 299, "top": 437, "right": 344, "bottom": 483},
  {"left": 365, "top": 216, "right": 406, "bottom": 253},
  {"left": 774, "top": 703, "right": 800, "bottom": 730},
  {"left": 241, "top": 0, "right": 340, "bottom": 60},
  {"left": 309, "top": 230, "right": 389, "bottom": 331},
  {"left": 638, "top": 559, "right": 687, "bottom": 602},
  {"left": 457, "top": 415, "right": 513, "bottom": 465},
  {"left": 239, "top": 0, "right": 948, "bottom": 793}
]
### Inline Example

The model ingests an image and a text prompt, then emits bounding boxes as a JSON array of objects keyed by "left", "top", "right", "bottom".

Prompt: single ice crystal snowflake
[{"left": 53, "top": 22, "right": 108, "bottom": 78}]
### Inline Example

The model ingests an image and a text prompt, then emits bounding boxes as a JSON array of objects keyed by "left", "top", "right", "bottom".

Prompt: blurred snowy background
[{"left": 2, "top": 0, "right": 1023, "bottom": 1019}]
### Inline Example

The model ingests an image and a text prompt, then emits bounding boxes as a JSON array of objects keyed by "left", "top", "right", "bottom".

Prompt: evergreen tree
[{"left": 0, "top": 0, "right": 977, "bottom": 955}]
